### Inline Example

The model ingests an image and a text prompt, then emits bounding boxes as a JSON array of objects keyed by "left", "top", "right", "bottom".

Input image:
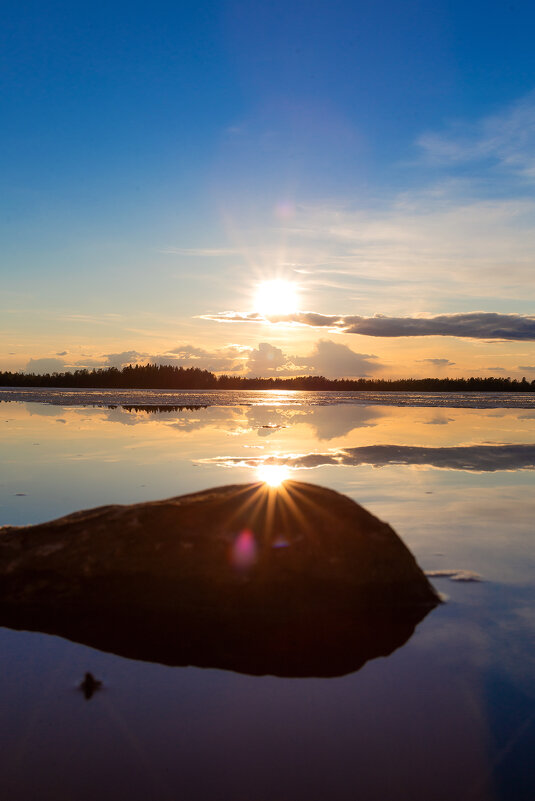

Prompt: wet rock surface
[{"left": 0, "top": 482, "right": 439, "bottom": 677}]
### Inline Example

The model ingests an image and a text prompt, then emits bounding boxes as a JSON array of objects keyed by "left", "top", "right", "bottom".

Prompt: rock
[{"left": 0, "top": 481, "right": 439, "bottom": 677}]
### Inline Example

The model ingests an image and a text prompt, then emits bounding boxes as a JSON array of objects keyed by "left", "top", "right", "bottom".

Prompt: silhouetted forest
[{"left": 1, "top": 363, "right": 534, "bottom": 392}]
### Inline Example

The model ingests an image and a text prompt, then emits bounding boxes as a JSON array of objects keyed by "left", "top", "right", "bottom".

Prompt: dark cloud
[
  {"left": 205, "top": 444, "right": 535, "bottom": 473},
  {"left": 56, "top": 351, "right": 68, "bottom": 356},
  {"left": 518, "top": 365, "right": 535, "bottom": 371},
  {"left": 203, "top": 310, "right": 535, "bottom": 341},
  {"left": 25, "top": 357, "right": 66, "bottom": 374}
]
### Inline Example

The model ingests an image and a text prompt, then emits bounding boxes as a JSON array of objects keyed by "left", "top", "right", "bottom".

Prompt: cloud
[
  {"left": 56, "top": 351, "right": 68, "bottom": 356},
  {"left": 25, "top": 357, "right": 66, "bottom": 374},
  {"left": 337, "top": 312, "right": 535, "bottom": 339},
  {"left": 245, "top": 339, "right": 381, "bottom": 378},
  {"left": 204, "top": 310, "right": 535, "bottom": 341},
  {"left": 202, "top": 311, "right": 266, "bottom": 324},
  {"left": 104, "top": 350, "right": 142, "bottom": 369},
  {"left": 74, "top": 345, "right": 248, "bottom": 374},
  {"left": 164, "top": 344, "right": 246, "bottom": 372},
  {"left": 298, "top": 339, "right": 379, "bottom": 377},
  {"left": 417, "top": 358, "right": 455, "bottom": 367},
  {"left": 246, "top": 343, "right": 287, "bottom": 375},
  {"left": 74, "top": 358, "right": 108, "bottom": 368},
  {"left": 518, "top": 365, "right": 535, "bottom": 372},
  {"left": 203, "top": 444, "right": 535, "bottom": 473},
  {"left": 417, "top": 93, "right": 535, "bottom": 178}
]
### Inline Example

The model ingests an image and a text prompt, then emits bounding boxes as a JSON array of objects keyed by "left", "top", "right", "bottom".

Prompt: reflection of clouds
[
  {"left": 422, "top": 414, "right": 454, "bottom": 426},
  {"left": 202, "top": 444, "right": 535, "bottom": 473},
  {"left": 425, "top": 569, "right": 482, "bottom": 582},
  {"left": 243, "top": 404, "right": 381, "bottom": 441},
  {"left": 257, "top": 424, "right": 287, "bottom": 437},
  {"left": 290, "top": 405, "right": 382, "bottom": 440},
  {"left": 23, "top": 402, "right": 63, "bottom": 418}
]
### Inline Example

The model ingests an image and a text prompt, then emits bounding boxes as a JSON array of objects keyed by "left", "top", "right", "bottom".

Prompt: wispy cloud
[
  {"left": 417, "top": 93, "right": 535, "bottom": 178},
  {"left": 202, "top": 311, "right": 535, "bottom": 341},
  {"left": 159, "top": 247, "right": 241, "bottom": 256}
]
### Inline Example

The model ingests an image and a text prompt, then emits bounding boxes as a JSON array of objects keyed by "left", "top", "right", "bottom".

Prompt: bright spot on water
[{"left": 256, "top": 464, "right": 290, "bottom": 487}]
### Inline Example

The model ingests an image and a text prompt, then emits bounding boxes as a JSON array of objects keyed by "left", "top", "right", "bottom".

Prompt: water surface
[{"left": 1, "top": 392, "right": 535, "bottom": 800}]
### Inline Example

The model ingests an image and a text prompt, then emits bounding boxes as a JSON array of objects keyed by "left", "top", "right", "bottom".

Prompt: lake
[{"left": 1, "top": 389, "right": 535, "bottom": 800}]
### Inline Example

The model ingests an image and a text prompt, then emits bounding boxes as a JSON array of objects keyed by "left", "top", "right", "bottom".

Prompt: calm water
[{"left": 1, "top": 390, "right": 535, "bottom": 800}]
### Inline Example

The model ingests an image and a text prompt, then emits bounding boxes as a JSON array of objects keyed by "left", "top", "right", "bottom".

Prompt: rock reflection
[{"left": 1, "top": 595, "right": 435, "bottom": 678}]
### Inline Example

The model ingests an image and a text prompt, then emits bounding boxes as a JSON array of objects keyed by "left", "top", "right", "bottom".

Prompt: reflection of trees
[
  {"left": 110, "top": 404, "right": 208, "bottom": 413},
  {"left": 2, "top": 364, "right": 535, "bottom": 392},
  {"left": 101, "top": 404, "right": 248, "bottom": 433}
]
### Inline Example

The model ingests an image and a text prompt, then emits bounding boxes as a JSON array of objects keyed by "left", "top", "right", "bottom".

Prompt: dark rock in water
[{"left": 0, "top": 482, "right": 440, "bottom": 677}]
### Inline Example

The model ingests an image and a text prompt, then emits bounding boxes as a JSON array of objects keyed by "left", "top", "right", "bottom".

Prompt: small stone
[{"left": 78, "top": 672, "right": 102, "bottom": 700}]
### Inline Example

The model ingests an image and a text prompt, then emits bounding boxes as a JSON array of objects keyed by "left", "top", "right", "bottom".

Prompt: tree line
[{"left": 1, "top": 363, "right": 534, "bottom": 392}]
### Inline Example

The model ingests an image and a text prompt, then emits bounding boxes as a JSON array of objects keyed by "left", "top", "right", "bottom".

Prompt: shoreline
[{"left": 2, "top": 385, "right": 535, "bottom": 410}]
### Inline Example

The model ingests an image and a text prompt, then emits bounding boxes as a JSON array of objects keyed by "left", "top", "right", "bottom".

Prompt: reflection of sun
[
  {"left": 256, "top": 464, "right": 290, "bottom": 487},
  {"left": 254, "top": 280, "right": 299, "bottom": 316}
]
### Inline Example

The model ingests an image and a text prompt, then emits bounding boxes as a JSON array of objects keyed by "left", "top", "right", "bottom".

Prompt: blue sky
[{"left": 2, "top": 0, "right": 535, "bottom": 378}]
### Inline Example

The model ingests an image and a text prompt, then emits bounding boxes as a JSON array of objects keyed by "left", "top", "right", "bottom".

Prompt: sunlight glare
[
  {"left": 256, "top": 464, "right": 290, "bottom": 487},
  {"left": 254, "top": 280, "right": 299, "bottom": 316}
]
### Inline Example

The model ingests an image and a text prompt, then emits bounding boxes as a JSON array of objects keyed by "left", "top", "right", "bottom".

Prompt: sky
[{"left": 2, "top": 0, "right": 535, "bottom": 379}]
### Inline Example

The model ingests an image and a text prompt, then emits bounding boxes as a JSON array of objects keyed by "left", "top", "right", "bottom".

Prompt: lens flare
[
  {"left": 230, "top": 528, "right": 257, "bottom": 570},
  {"left": 256, "top": 464, "right": 290, "bottom": 487}
]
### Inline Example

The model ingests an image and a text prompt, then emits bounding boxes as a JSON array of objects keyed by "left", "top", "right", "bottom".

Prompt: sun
[
  {"left": 254, "top": 280, "right": 299, "bottom": 316},
  {"left": 256, "top": 464, "right": 290, "bottom": 487}
]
